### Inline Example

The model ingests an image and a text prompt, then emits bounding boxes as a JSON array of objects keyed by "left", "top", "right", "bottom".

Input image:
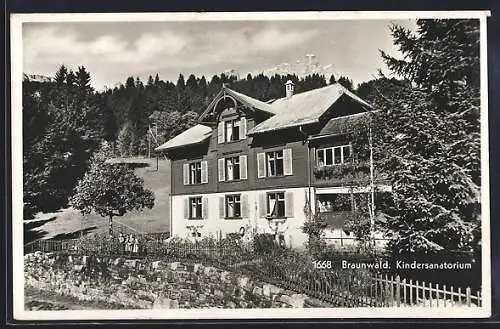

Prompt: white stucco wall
[{"left": 171, "top": 187, "right": 312, "bottom": 248}]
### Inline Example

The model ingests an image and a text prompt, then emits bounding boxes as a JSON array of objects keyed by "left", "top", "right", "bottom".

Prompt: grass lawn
[{"left": 25, "top": 157, "right": 171, "bottom": 243}]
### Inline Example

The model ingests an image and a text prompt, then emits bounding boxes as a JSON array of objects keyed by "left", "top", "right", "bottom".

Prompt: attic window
[{"left": 225, "top": 119, "right": 240, "bottom": 141}]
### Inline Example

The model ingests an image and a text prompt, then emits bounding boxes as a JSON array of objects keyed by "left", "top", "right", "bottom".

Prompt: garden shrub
[
  {"left": 319, "top": 244, "right": 382, "bottom": 267},
  {"left": 225, "top": 233, "right": 242, "bottom": 241},
  {"left": 252, "top": 233, "right": 278, "bottom": 256}
]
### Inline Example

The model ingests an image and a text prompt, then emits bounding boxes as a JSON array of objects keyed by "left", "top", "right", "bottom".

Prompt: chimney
[{"left": 285, "top": 80, "right": 295, "bottom": 98}]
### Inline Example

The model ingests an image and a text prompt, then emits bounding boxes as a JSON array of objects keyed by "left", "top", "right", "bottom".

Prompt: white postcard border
[{"left": 10, "top": 10, "right": 492, "bottom": 320}]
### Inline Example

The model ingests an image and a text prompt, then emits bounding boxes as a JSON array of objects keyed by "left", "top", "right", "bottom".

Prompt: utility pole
[
  {"left": 369, "top": 124, "right": 376, "bottom": 243},
  {"left": 148, "top": 125, "right": 151, "bottom": 158}
]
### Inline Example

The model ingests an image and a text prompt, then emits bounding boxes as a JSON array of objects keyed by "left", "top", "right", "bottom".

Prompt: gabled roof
[
  {"left": 156, "top": 84, "right": 374, "bottom": 151},
  {"left": 314, "top": 111, "right": 375, "bottom": 138},
  {"left": 198, "top": 86, "right": 276, "bottom": 122},
  {"left": 224, "top": 88, "right": 278, "bottom": 114},
  {"left": 249, "top": 84, "right": 373, "bottom": 135},
  {"left": 155, "top": 124, "right": 212, "bottom": 151}
]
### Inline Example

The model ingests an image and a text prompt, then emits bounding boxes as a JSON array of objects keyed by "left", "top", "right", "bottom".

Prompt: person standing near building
[
  {"left": 132, "top": 236, "right": 139, "bottom": 255},
  {"left": 125, "top": 235, "right": 131, "bottom": 254},
  {"left": 118, "top": 233, "right": 125, "bottom": 255}
]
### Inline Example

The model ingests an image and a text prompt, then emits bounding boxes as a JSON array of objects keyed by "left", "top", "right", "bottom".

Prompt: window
[
  {"left": 317, "top": 145, "right": 352, "bottom": 166},
  {"left": 226, "top": 156, "right": 240, "bottom": 181},
  {"left": 189, "top": 197, "right": 203, "bottom": 219},
  {"left": 317, "top": 194, "right": 352, "bottom": 212},
  {"left": 266, "top": 150, "right": 284, "bottom": 177},
  {"left": 225, "top": 119, "right": 240, "bottom": 142},
  {"left": 189, "top": 162, "right": 202, "bottom": 184},
  {"left": 225, "top": 195, "right": 241, "bottom": 218},
  {"left": 218, "top": 117, "right": 246, "bottom": 143},
  {"left": 219, "top": 155, "right": 247, "bottom": 182},
  {"left": 183, "top": 161, "right": 207, "bottom": 185},
  {"left": 257, "top": 149, "right": 292, "bottom": 178},
  {"left": 267, "top": 192, "right": 285, "bottom": 218}
]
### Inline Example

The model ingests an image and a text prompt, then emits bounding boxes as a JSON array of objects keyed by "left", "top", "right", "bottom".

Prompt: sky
[{"left": 23, "top": 19, "right": 416, "bottom": 91}]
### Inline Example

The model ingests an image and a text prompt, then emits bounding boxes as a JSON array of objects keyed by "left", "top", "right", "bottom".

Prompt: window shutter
[
  {"left": 239, "top": 117, "right": 247, "bottom": 140},
  {"left": 218, "top": 121, "right": 225, "bottom": 144},
  {"left": 218, "top": 158, "right": 225, "bottom": 182},
  {"left": 183, "top": 163, "right": 190, "bottom": 185},
  {"left": 202, "top": 197, "right": 209, "bottom": 219},
  {"left": 219, "top": 196, "right": 225, "bottom": 219},
  {"left": 259, "top": 193, "right": 267, "bottom": 218},
  {"left": 201, "top": 160, "right": 208, "bottom": 183},
  {"left": 184, "top": 198, "right": 189, "bottom": 219},
  {"left": 283, "top": 148, "right": 293, "bottom": 176},
  {"left": 285, "top": 191, "right": 294, "bottom": 218},
  {"left": 239, "top": 155, "right": 248, "bottom": 180},
  {"left": 257, "top": 152, "right": 266, "bottom": 178},
  {"left": 241, "top": 194, "right": 249, "bottom": 218}
]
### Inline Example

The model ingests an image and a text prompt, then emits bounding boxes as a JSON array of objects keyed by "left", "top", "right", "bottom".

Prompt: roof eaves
[
  {"left": 154, "top": 132, "right": 211, "bottom": 151},
  {"left": 338, "top": 86, "right": 374, "bottom": 109},
  {"left": 154, "top": 136, "right": 210, "bottom": 152},
  {"left": 225, "top": 88, "right": 277, "bottom": 115},
  {"left": 312, "top": 111, "right": 379, "bottom": 140},
  {"left": 198, "top": 89, "right": 225, "bottom": 122},
  {"left": 248, "top": 118, "right": 319, "bottom": 135}
]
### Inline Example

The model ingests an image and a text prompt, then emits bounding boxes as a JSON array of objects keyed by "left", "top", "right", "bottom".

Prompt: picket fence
[
  {"left": 260, "top": 263, "right": 482, "bottom": 308},
  {"left": 24, "top": 237, "right": 481, "bottom": 308},
  {"left": 371, "top": 275, "right": 481, "bottom": 307}
]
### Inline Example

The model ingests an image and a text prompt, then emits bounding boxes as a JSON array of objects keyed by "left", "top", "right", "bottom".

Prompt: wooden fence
[
  {"left": 370, "top": 274, "right": 481, "bottom": 307},
  {"left": 257, "top": 262, "right": 482, "bottom": 308},
  {"left": 24, "top": 238, "right": 81, "bottom": 254},
  {"left": 24, "top": 231, "right": 170, "bottom": 255}
]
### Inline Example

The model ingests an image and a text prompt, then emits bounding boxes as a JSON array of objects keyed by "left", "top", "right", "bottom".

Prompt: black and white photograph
[{"left": 10, "top": 11, "right": 491, "bottom": 319}]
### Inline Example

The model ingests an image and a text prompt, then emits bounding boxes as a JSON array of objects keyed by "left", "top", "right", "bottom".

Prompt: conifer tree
[
  {"left": 54, "top": 65, "right": 68, "bottom": 85},
  {"left": 75, "top": 66, "right": 92, "bottom": 92},
  {"left": 374, "top": 19, "right": 481, "bottom": 258},
  {"left": 147, "top": 75, "right": 154, "bottom": 87}
]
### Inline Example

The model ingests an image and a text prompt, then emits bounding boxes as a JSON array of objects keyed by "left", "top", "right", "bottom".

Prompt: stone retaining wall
[{"left": 25, "top": 251, "right": 327, "bottom": 310}]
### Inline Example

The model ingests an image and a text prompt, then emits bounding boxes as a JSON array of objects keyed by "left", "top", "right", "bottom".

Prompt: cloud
[
  {"left": 24, "top": 27, "right": 189, "bottom": 66},
  {"left": 251, "top": 28, "right": 318, "bottom": 52},
  {"left": 200, "top": 27, "right": 318, "bottom": 63},
  {"left": 24, "top": 27, "right": 84, "bottom": 62},
  {"left": 88, "top": 35, "right": 128, "bottom": 56},
  {"left": 89, "top": 31, "right": 189, "bottom": 64},
  {"left": 23, "top": 24, "right": 320, "bottom": 89}
]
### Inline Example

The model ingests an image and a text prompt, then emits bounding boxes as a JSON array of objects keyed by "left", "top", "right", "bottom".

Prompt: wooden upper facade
[{"left": 157, "top": 83, "right": 375, "bottom": 196}]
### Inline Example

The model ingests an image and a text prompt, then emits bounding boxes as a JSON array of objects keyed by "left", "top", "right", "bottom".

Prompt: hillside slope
[{"left": 25, "top": 158, "right": 171, "bottom": 243}]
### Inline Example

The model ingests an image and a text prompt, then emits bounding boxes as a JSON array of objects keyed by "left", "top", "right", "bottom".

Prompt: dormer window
[
  {"left": 217, "top": 116, "right": 247, "bottom": 144},
  {"left": 225, "top": 119, "right": 240, "bottom": 142}
]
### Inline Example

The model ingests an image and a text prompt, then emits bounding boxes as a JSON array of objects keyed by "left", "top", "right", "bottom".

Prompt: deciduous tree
[{"left": 70, "top": 148, "right": 155, "bottom": 235}]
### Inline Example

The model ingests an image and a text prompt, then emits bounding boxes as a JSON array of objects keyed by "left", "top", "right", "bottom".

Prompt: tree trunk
[{"left": 108, "top": 214, "right": 113, "bottom": 236}]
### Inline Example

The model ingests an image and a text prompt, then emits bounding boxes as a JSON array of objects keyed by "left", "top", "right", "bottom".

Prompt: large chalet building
[{"left": 156, "top": 81, "right": 390, "bottom": 247}]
